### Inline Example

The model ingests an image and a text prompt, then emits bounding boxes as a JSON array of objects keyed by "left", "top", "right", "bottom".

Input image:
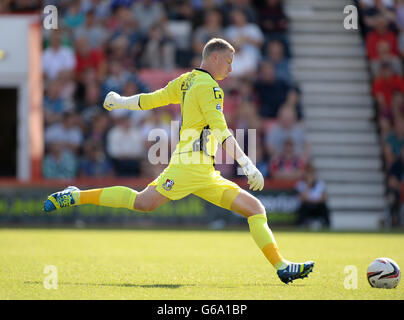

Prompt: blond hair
[{"left": 202, "top": 38, "right": 235, "bottom": 60}]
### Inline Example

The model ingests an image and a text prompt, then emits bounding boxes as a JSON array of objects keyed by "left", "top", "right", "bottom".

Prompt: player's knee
[
  {"left": 249, "top": 198, "right": 266, "bottom": 216},
  {"left": 242, "top": 198, "right": 266, "bottom": 217},
  {"left": 134, "top": 199, "right": 157, "bottom": 212}
]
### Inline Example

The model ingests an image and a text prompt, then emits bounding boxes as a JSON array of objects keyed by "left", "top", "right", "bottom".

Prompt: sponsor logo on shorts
[{"left": 162, "top": 179, "right": 174, "bottom": 191}]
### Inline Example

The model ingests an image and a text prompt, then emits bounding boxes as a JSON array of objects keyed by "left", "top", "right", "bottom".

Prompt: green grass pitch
[{"left": 0, "top": 228, "right": 403, "bottom": 300}]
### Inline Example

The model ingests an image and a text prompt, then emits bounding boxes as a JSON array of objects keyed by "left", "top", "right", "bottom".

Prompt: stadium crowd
[
  {"left": 357, "top": 0, "right": 404, "bottom": 225},
  {"left": 17, "top": 0, "right": 308, "bottom": 182}
]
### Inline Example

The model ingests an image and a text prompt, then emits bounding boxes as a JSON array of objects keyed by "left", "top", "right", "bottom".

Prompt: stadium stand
[
  {"left": 286, "top": 0, "right": 386, "bottom": 229},
  {"left": 354, "top": 0, "right": 404, "bottom": 226}
]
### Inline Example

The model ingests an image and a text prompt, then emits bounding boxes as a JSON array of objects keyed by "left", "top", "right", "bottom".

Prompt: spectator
[
  {"left": 359, "top": 0, "right": 396, "bottom": 34},
  {"left": 372, "top": 62, "right": 404, "bottom": 114},
  {"left": 106, "top": 114, "right": 146, "bottom": 176},
  {"left": 104, "top": 5, "right": 128, "bottom": 34},
  {"left": 79, "top": 0, "right": 112, "bottom": 20},
  {"left": 264, "top": 40, "right": 292, "bottom": 84},
  {"left": 269, "top": 139, "right": 306, "bottom": 180},
  {"left": 89, "top": 0, "right": 111, "bottom": 20},
  {"left": 111, "top": 0, "right": 133, "bottom": 11},
  {"left": 42, "top": 31, "right": 76, "bottom": 80},
  {"left": 233, "top": 100, "right": 261, "bottom": 131},
  {"left": 165, "top": 0, "right": 195, "bottom": 21},
  {"left": 74, "top": 9, "right": 109, "bottom": 49},
  {"left": 257, "top": 0, "right": 288, "bottom": 35},
  {"left": 43, "top": 143, "right": 77, "bottom": 179},
  {"left": 384, "top": 117, "right": 404, "bottom": 169},
  {"left": 101, "top": 60, "right": 131, "bottom": 97},
  {"left": 63, "top": 0, "right": 85, "bottom": 29},
  {"left": 57, "top": 70, "right": 77, "bottom": 103},
  {"left": 366, "top": 15, "right": 399, "bottom": 61},
  {"left": 221, "top": 0, "right": 257, "bottom": 25},
  {"left": 295, "top": 164, "right": 330, "bottom": 228},
  {"left": 379, "top": 91, "right": 404, "bottom": 139},
  {"left": 192, "top": 9, "right": 225, "bottom": 56},
  {"left": 387, "top": 145, "right": 404, "bottom": 226},
  {"left": 86, "top": 112, "right": 111, "bottom": 147},
  {"left": 140, "top": 24, "right": 176, "bottom": 70},
  {"left": 265, "top": 105, "right": 309, "bottom": 159},
  {"left": 370, "top": 40, "right": 402, "bottom": 76},
  {"left": 225, "top": 9, "right": 264, "bottom": 77},
  {"left": 78, "top": 82, "right": 102, "bottom": 121},
  {"left": 396, "top": 0, "right": 404, "bottom": 28},
  {"left": 44, "top": 80, "right": 69, "bottom": 125},
  {"left": 74, "top": 68, "right": 99, "bottom": 105},
  {"left": 392, "top": 91, "right": 404, "bottom": 119},
  {"left": 45, "top": 112, "right": 84, "bottom": 154},
  {"left": 74, "top": 35, "right": 107, "bottom": 81},
  {"left": 78, "top": 139, "right": 114, "bottom": 177},
  {"left": 254, "top": 61, "right": 295, "bottom": 119},
  {"left": 132, "top": 0, "right": 165, "bottom": 32},
  {"left": 257, "top": 0, "right": 289, "bottom": 55},
  {"left": 190, "top": 0, "right": 223, "bottom": 28},
  {"left": 107, "top": 35, "right": 134, "bottom": 70},
  {"left": 396, "top": 0, "right": 404, "bottom": 58},
  {"left": 109, "top": 7, "right": 144, "bottom": 63}
]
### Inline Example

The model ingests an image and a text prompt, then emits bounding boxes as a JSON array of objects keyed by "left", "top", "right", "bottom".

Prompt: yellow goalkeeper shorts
[{"left": 149, "top": 163, "right": 241, "bottom": 210}]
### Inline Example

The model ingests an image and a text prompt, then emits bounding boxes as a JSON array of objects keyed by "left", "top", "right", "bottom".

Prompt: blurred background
[{"left": 0, "top": 0, "right": 403, "bottom": 231}]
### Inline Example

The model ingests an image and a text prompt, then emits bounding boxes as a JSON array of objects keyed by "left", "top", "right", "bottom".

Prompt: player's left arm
[
  {"left": 222, "top": 135, "right": 264, "bottom": 191},
  {"left": 197, "top": 84, "right": 264, "bottom": 191}
]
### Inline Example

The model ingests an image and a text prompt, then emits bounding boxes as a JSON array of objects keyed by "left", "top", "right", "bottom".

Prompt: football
[{"left": 367, "top": 258, "right": 401, "bottom": 289}]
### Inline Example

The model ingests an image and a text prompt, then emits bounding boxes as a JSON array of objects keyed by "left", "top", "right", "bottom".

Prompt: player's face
[{"left": 215, "top": 50, "right": 233, "bottom": 80}]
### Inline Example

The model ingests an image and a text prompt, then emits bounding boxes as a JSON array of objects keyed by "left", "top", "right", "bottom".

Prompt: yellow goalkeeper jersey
[{"left": 139, "top": 68, "right": 232, "bottom": 165}]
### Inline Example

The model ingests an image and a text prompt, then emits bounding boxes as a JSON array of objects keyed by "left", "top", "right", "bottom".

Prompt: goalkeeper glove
[
  {"left": 237, "top": 155, "right": 264, "bottom": 191},
  {"left": 103, "top": 91, "right": 142, "bottom": 111}
]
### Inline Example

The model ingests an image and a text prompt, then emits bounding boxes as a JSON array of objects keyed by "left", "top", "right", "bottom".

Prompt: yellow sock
[
  {"left": 247, "top": 213, "right": 288, "bottom": 270},
  {"left": 73, "top": 186, "right": 138, "bottom": 210}
]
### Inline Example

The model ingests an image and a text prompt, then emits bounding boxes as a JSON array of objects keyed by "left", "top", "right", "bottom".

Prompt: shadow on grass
[{"left": 24, "top": 281, "right": 307, "bottom": 289}]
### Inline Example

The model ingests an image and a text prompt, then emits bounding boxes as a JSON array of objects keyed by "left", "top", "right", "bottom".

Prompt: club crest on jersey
[
  {"left": 216, "top": 103, "right": 222, "bottom": 112},
  {"left": 162, "top": 179, "right": 174, "bottom": 191}
]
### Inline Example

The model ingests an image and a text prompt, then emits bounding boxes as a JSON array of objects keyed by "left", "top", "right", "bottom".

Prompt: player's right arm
[{"left": 103, "top": 74, "right": 186, "bottom": 111}]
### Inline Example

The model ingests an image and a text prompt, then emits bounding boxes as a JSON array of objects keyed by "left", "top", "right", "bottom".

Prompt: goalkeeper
[{"left": 44, "top": 38, "right": 313, "bottom": 284}]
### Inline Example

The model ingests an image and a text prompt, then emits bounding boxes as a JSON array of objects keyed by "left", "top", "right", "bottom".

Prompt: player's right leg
[
  {"left": 44, "top": 185, "right": 169, "bottom": 213},
  {"left": 194, "top": 174, "right": 314, "bottom": 284},
  {"left": 230, "top": 189, "right": 314, "bottom": 284}
]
